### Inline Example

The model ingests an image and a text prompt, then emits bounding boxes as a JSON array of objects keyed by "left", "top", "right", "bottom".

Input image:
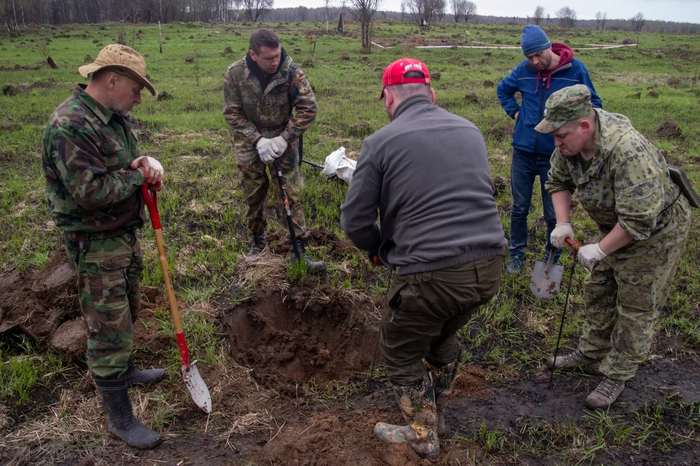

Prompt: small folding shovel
[
  {"left": 141, "top": 184, "right": 212, "bottom": 414},
  {"left": 530, "top": 249, "right": 565, "bottom": 300}
]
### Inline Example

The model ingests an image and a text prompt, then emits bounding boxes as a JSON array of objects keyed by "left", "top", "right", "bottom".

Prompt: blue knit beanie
[{"left": 521, "top": 25, "right": 551, "bottom": 56}]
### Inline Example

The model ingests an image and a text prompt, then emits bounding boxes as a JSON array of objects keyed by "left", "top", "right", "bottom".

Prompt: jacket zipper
[{"left": 533, "top": 76, "right": 548, "bottom": 154}]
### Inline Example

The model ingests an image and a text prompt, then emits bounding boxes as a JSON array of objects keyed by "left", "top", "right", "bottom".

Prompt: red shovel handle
[
  {"left": 565, "top": 238, "right": 581, "bottom": 260},
  {"left": 141, "top": 183, "right": 161, "bottom": 229}
]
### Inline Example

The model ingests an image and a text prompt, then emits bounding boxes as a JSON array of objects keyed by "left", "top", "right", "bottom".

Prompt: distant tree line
[{"left": 1, "top": 0, "right": 698, "bottom": 35}]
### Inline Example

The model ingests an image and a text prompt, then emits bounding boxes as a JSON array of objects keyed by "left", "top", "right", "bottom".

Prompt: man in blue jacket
[{"left": 497, "top": 25, "right": 602, "bottom": 273}]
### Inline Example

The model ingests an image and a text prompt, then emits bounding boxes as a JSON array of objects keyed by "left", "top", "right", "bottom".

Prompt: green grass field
[{"left": 1, "top": 20, "right": 699, "bottom": 465}]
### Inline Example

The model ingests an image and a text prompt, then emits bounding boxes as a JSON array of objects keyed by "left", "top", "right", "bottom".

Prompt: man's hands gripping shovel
[{"left": 141, "top": 183, "right": 213, "bottom": 414}]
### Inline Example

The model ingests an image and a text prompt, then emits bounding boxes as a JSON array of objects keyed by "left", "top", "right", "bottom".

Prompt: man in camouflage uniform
[
  {"left": 541, "top": 85, "right": 691, "bottom": 409},
  {"left": 223, "top": 28, "right": 325, "bottom": 272},
  {"left": 42, "top": 45, "right": 165, "bottom": 449}
]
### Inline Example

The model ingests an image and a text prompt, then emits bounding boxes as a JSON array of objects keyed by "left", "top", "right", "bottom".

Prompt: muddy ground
[{"left": 1, "top": 249, "right": 699, "bottom": 466}]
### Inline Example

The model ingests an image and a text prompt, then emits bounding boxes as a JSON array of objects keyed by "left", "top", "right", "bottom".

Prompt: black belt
[{"left": 64, "top": 226, "right": 134, "bottom": 242}]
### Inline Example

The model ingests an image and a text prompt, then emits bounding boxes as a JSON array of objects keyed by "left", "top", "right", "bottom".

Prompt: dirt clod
[
  {"left": 485, "top": 119, "right": 514, "bottom": 141},
  {"left": 493, "top": 175, "right": 507, "bottom": 197},
  {"left": 648, "top": 90, "right": 660, "bottom": 98},
  {"left": 341, "top": 52, "right": 350, "bottom": 60},
  {"left": 656, "top": 120, "right": 683, "bottom": 139},
  {"left": 482, "top": 80, "right": 494, "bottom": 88},
  {"left": 349, "top": 121, "right": 372, "bottom": 138},
  {"left": 50, "top": 318, "right": 87, "bottom": 358},
  {"left": 185, "top": 55, "right": 194, "bottom": 63},
  {"left": 0, "top": 250, "right": 78, "bottom": 339},
  {"left": 84, "top": 54, "right": 93, "bottom": 63},
  {"left": 2, "top": 84, "right": 19, "bottom": 96},
  {"left": 157, "top": 91, "right": 173, "bottom": 101},
  {"left": 464, "top": 92, "right": 480, "bottom": 104}
]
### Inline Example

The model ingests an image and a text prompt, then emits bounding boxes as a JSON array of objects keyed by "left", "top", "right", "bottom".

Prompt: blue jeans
[{"left": 509, "top": 149, "right": 559, "bottom": 261}]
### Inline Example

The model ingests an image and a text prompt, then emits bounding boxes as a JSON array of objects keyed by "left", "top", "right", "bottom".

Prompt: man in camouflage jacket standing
[
  {"left": 541, "top": 85, "right": 691, "bottom": 409},
  {"left": 42, "top": 45, "right": 165, "bottom": 449},
  {"left": 223, "top": 28, "right": 325, "bottom": 272}
]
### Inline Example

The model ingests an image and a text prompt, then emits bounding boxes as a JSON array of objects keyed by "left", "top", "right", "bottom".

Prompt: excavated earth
[{"left": 1, "top": 246, "right": 699, "bottom": 466}]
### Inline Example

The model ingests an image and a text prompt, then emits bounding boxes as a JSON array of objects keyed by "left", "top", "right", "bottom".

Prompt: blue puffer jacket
[{"left": 497, "top": 48, "right": 602, "bottom": 156}]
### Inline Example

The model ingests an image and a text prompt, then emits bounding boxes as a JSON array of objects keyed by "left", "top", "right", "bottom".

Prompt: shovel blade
[
  {"left": 530, "top": 259, "right": 565, "bottom": 299},
  {"left": 182, "top": 361, "right": 212, "bottom": 413}
]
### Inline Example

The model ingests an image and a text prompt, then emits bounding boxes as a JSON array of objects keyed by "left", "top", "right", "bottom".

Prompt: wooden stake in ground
[{"left": 158, "top": 21, "right": 163, "bottom": 54}]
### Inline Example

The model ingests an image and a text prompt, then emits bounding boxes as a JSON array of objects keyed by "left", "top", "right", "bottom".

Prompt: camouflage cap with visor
[{"left": 535, "top": 84, "right": 593, "bottom": 134}]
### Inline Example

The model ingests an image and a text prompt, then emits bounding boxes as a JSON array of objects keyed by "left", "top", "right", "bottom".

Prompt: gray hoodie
[{"left": 340, "top": 94, "right": 506, "bottom": 275}]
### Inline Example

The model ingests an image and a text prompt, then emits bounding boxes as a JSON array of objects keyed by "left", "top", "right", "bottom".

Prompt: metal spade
[
  {"left": 142, "top": 184, "right": 213, "bottom": 414},
  {"left": 530, "top": 252, "right": 565, "bottom": 300}
]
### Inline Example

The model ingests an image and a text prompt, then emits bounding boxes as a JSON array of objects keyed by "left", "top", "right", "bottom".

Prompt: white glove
[
  {"left": 550, "top": 222, "right": 575, "bottom": 249},
  {"left": 578, "top": 243, "right": 607, "bottom": 271},
  {"left": 131, "top": 156, "right": 164, "bottom": 185},
  {"left": 256, "top": 137, "right": 278, "bottom": 164},
  {"left": 271, "top": 135, "right": 288, "bottom": 155}
]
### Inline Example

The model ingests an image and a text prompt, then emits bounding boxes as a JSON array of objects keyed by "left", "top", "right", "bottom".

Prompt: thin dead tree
[
  {"left": 630, "top": 12, "right": 644, "bottom": 32},
  {"left": 556, "top": 6, "right": 576, "bottom": 28},
  {"left": 451, "top": 0, "right": 464, "bottom": 23},
  {"left": 242, "top": 0, "right": 273, "bottom": 21},
  {"left": 349, "top": 0, "right": 379, "bottom": 52},
  {"left": 463, "top": 0, "right": 476, "bottom": 23},
  {"left": 533, "top": 5, "right": 544, "bottom": 25}
]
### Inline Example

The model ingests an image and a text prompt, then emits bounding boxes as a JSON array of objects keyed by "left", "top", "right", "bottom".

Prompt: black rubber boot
[
  {"left": 94, "top": 376, "right": 162, "bottom": 449},
  {"left": 125, "top": 358, "right": 166, "bottom": 387},
  {"left": 291, "top": 239, "right": 327, "bottom": 274},
  {"left": 245, "top": 232, "right": 267, "bottom": 261}
]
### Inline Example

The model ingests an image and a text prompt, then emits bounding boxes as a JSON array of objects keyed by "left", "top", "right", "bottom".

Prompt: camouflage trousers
[
  {"left": 238, "top": 147, "right": 306, "bottom": 238},
  {"left": 66, "top": 231, "right": 143, "bottom": 379},
  {"left": 579, "top": 202, "right": 691, "bottom": 381}
]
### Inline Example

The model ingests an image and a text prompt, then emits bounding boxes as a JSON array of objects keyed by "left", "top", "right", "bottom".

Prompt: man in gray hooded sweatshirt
[{"left": 341, "top": 57, "right": 506, "bottom": 459}]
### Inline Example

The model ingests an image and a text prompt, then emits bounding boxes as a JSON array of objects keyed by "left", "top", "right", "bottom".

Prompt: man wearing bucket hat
[
  {"left": 42, "top": 44, "right": 165, "bottom": 449},
  {"left": 541, "top": 84, "right": 691, "bottom": 409},
  {"left": 497, "top": 25, "right": 602, "bottom": 274},
  {"left": 341, "top": 58, "right": 506, "bottom": 458}
]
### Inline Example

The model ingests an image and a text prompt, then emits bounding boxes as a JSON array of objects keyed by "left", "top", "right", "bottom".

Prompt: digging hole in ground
[{"left": 224, "top": 289, "right": 381, "bottom": 393}]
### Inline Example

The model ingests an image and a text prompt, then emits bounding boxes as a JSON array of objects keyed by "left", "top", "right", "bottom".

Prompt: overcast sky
[{"left": 273, "top": 0, "right": 700, "bottom": 24}]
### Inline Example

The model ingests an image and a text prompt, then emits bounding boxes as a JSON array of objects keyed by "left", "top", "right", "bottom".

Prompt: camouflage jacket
[
  {"left": 42, "top": 85, "right": 145, "bottom": 233},
  {"left": 223, "top": 51, "right": 317, "bottom": 165},
  {"left": 546, "top": 109, "right": 685, "bottom": 242}
]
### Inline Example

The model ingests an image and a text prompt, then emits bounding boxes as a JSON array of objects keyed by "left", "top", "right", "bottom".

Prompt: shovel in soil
[
  {"left": 530, "top": 249, "right": 565, "bottom": 300},
  {"left": 141, "top": 184, "right": 212, "bottom": 414}
]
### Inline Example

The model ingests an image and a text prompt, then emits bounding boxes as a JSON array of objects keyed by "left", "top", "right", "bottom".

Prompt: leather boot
[
  {"left": 125, "top": 358, "right": 166, "bottom": 387},
  {"left": 245, "top": 232, "right": 267, "bottom": 261},
  {"left": 373, "top": 373, "right": 440, "bottom": 459},
  {"left": 94, "top": 376, "right": 162, "bottom": 449},
  {"left": 290, "top": 239, "right": 327, "bottom": 274},
  {"left": 426, "top": 358, "right": 459, "bottom": 437},
  {"left": 548, "top": 349, "right": 601, "bottom": 374}
]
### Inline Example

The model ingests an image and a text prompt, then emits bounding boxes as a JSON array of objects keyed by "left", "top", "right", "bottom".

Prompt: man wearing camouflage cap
[
  {"left": 42, "top": 44, "right": 165, "bottom": 449},
  {"left": 540, "top": 84, "right": 691, "bottom": 409}
]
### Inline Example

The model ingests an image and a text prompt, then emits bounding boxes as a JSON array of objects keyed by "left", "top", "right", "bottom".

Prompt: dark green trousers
[{"left": 380, "top": 255, "right": 503, "bottom": 386}]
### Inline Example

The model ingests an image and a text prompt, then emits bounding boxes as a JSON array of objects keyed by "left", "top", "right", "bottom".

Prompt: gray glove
[{"left": 256, "top": 137, "right": 279, "bottom": 164}]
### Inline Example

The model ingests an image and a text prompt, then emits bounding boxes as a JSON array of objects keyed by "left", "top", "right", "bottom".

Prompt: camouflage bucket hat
[
  {"left": 535, "top": 84, "right": 592, "bottom": 134},
  {"left": 79, "top": 44, "right": 156, "bottom": 96}
]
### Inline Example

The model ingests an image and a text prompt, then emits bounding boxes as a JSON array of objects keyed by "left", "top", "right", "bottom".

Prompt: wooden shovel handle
[{"left": 141, "top": 184, "right": 190, "bottom": 368}]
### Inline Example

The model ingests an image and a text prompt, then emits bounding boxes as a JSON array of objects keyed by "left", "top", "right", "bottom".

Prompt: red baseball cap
[{"left": 380, "top": 58, "right": 431, "bottom": 100}]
